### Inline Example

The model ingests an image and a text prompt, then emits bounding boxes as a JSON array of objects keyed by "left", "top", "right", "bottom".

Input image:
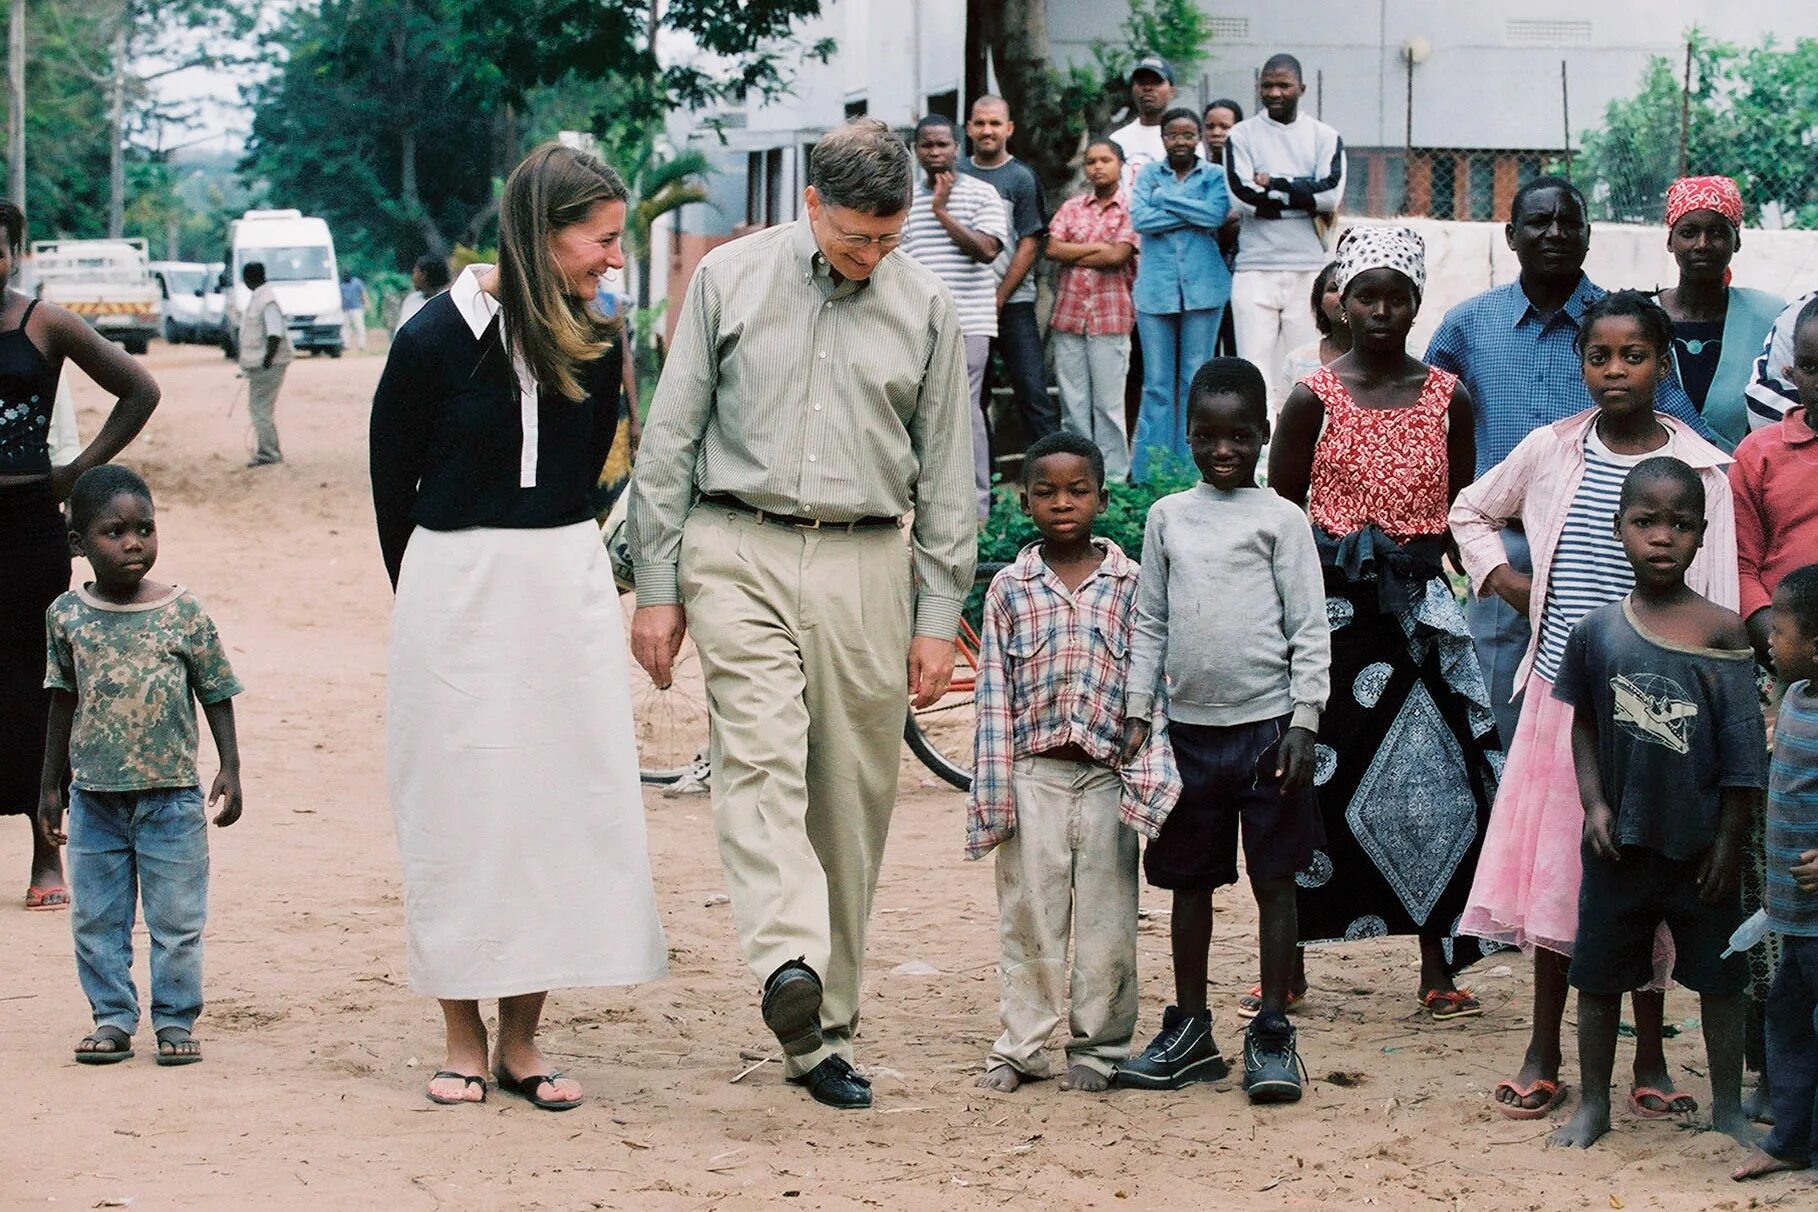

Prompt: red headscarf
[{"left": 1665, "top": 175, "right": 1743, "bottom": 231}]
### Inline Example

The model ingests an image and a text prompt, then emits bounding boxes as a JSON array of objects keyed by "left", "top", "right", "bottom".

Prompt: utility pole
[
  {"left": 107, "top": 13, "right": 126, "bottom": 236},
  {"left": 7, "top": 0, "right": 23, "bottom": 206}
]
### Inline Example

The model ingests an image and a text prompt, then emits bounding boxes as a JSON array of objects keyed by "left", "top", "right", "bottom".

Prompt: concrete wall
[{"left": 1348, "top": 219, "right": 1818, "bottom": 355}]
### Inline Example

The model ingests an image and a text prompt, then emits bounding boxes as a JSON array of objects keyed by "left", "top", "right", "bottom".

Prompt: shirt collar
[
  {"left": 1782, "top": 406, "right": 1818, "bottom": 446},
  {"left": 450, "top": 263, "right": 501, "bottom": 339},
  {"left": 1507, "top": 273, "right": 1596, "bottom": 331},
  {"left": 1008, "top": 537, "right": 1137, "bottom": 583}
]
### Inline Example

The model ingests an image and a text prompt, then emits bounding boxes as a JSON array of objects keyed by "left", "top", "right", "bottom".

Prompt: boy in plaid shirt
[{"left": 968, "top": 430, "right": 1180, "bottom": 1094}]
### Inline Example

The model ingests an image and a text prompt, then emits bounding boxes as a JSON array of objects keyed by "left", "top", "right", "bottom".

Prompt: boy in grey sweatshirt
[{"left": 1116, "top": 356, "right": 1331, "bottom": 1104}]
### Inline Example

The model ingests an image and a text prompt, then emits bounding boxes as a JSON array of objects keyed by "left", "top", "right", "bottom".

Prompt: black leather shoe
[
  {"left": 787, "top": 1054, "right": 872, "bottom": 1109},
  {"left": 761, "top": 960, "right": 824, "bottom": 1057}
]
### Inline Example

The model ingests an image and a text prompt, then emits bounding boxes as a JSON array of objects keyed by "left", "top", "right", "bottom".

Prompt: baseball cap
[{"left": 1129, "top": 56, "right": 1175, "bottom": 85}]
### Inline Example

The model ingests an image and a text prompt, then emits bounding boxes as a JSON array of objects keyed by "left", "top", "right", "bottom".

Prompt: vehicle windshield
[
  {"left": 241, "top": 246, "right": 332, "bottom": 282},
  {"left": 163, "top": 269, "right": 208, "bottom": 294}
]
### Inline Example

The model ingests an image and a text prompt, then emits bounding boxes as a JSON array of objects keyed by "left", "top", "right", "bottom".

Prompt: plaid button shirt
[
  {"left": 966, "top": 539, "right": 1182, "bottom": 860},
  {"left": 1047, "top": 189, "right": 1138, "bottom": 337}
]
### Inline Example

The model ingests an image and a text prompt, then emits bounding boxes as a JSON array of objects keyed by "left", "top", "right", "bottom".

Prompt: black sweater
[{"left": 369, "top": 292, "right": 622, "bottom": 587}]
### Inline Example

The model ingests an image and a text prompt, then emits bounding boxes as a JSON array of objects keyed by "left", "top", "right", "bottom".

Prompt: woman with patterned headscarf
[
  {"left": 1265, "top": 225, "right": 1502, "bottom": 1024},
  {"left": 1653, "top": 176, "right": 1783, "bottom": 451}
]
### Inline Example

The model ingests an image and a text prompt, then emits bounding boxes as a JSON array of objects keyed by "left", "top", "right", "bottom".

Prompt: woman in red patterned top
[
  {"left": 1045, "top": 138, "right": 1139, "bottom": 481},
  {"left": 1264, "top": 225, "right": 1502, "bottom": 1024}
]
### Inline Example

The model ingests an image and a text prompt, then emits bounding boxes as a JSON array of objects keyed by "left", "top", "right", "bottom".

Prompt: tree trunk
[
  {"left": 7, "top": 0, "right": 24, "bottom": 207},
  {"left": 107, "top": 13, "right": 126, "bottom": 237},
  {"left": 989, "top": 0, "right": 1081, "bottom": 192},
  {"left": 398, "top": 125, "right": 449, "bottom": 258}
]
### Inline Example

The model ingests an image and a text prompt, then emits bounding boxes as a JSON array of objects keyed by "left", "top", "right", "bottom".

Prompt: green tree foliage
[{"left": 1577, "top": 31, "right": 1818, "bottom": 227}]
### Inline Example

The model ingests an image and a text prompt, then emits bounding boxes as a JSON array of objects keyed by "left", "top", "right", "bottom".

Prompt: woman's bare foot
[
  {"left": 1549, "top": 1100, "right": 1612, "bottom": 1149},
  {"left": 1059, "top": 1064, "right": 1109, "bottom": 1093},
  {"left": 976, "top": 1066, "right": 1022, "bottom": 1092},
  {"left": 494, "top": 1042, "right": 582, "bottom": 1105},
  {"left": 1732, "top": 1149, "right": 1809, "bottom": 1181}
]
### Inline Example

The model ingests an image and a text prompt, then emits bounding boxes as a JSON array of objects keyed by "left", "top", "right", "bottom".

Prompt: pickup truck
[{"left": 30, "top": 238, "right": 161, "bottom": 355}]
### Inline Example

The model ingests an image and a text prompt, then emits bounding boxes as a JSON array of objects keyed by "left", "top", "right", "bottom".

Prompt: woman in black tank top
[{"left": 0, "top": 201, "right": 160, "bottom": 909}]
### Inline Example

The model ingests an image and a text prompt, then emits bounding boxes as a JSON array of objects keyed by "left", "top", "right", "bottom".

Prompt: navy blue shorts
[
  {"left": 1569, "top": 845, "right": 1747, "bottom": 996},
  {"left": 1143, "top": 715, "right": 1325, "bottom": 891}
]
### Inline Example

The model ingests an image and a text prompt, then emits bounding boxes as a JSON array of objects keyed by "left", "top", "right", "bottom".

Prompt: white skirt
[{"left": 387, "top": 521, "right": 667, "bottom": 998}]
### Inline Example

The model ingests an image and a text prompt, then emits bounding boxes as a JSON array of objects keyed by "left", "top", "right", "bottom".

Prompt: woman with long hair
[
  {"left": 0, "top": 202, "right": 160, "bottom": 909},
  {"left": 369, "top": 143, "right": 666, "bottom": 1111}
]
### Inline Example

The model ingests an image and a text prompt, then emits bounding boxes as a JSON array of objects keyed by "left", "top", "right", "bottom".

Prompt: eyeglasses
[{"left": 830, "top": 228, "right": 903, "bottom": 252}]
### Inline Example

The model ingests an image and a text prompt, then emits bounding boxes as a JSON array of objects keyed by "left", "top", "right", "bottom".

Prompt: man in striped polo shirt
[
  {"left": 628, "top": 119, "right": 976, "bottom": 1111},
  {"left": 901, "top": 113, "right": 1011, "bottom": 520}
]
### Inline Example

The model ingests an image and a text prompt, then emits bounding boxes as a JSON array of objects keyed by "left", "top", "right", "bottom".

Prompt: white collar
[{"left": 450, "top": 263, "right": 501, "bottom": 340}]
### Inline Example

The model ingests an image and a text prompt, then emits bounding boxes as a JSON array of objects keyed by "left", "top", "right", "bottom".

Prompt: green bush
[{"left": 965, "top": 457, "right": 1202, "bottom": 628}]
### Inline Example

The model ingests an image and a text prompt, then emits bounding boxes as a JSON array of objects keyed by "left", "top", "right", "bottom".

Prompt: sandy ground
[{"left": 3, "top": 340, "right": 1812, "bottom": 1212}]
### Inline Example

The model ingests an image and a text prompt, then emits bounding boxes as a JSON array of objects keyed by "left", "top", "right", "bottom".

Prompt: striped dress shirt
[{"left": 627, "top": 218, "right": 978, "bottom": 639}]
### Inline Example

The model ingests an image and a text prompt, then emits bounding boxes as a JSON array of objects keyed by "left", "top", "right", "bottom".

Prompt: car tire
[
  {"left": 123, "top": 336, "right": 149, "bottom": 356},
  {"left": 164, "top": 319, "right": 180, "bottom": 344}
]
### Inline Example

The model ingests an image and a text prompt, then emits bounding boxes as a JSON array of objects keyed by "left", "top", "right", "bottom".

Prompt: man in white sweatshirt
[{"left": 1223, "top": 53, "right": 1345, "bottom": 416}]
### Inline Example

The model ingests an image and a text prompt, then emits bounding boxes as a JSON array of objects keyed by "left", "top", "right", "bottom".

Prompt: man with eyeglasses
[
  {"left": 901, "top": 112, "right": 1012, "bottom": 520},
  {"left": 627, "top": 118, "right": 976, "bottom": 1112}
]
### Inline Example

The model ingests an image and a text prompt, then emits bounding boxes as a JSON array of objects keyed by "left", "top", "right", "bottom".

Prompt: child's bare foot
[
  {"left": 976, "top": 1065, "right": 1022, "bottom": 1092},
  {"left": 1713, "top": 1104, "right": 1764, "bottom": 1150},
  {"left": 1732, "top": 1149, "right": 1809, "bottom": 1181},
  {"left": 1495, "top": 1048, "right": 1563, "bottom": 1114},
  {"left": 1548, "top": 1102, "right": 1612, "bottom": 1149},
  {"left": 1059, "top": 1064, "right": 1109, "bottom": 1093},
  {"left": 1743, "top": 1082, "right": 1776, "bottom": 1125}
]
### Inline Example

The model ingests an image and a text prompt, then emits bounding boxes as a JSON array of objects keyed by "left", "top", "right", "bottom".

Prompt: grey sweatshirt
[
  {"left": 1223, "top": 112, "right": 1346, "bottom": 272},
  {"left": 1127, "top": 484, "right": 1331, "bottom": 730}
]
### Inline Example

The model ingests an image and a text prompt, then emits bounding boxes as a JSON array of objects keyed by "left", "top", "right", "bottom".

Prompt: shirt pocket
[{"left": 1088, "top": 621, "right": 1131, "bottom": 713}]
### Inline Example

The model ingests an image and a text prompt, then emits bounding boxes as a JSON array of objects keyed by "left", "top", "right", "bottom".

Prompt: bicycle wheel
[
  {"left": 904, "top": 562, "right": 1004, "bottom": 791},
  {"left": 620, "top": 591, "right": 711, "bottom": 785}
]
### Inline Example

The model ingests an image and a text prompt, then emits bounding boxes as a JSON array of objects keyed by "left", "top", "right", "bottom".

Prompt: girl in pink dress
[{"left": 1449, "top": 291, "right": 1738, "bottom": 1120}]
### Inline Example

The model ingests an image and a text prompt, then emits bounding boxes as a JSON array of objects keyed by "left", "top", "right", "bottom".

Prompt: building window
[
  {"left": 1204, "top": 16, "right": 1248, "bottom": 40},
  {"left": 745, "top": 148, "right": 789, "bottom": 228},
  {"left": 925, "top": 90, "right": 958, "bottom": 121},
  {"left": 1505, "top": 19, "right": 1592, "bottom": 45},
  {"left": 844, "top": 97, "right": 868, "bottom": 120}
]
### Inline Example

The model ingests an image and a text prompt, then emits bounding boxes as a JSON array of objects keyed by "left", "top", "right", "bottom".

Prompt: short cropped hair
[
  {"left": 242, "top": 260, "right": 267, "bottom": 288},
  {"left": 1086, "top": 137, "right": 1125, "bottom": 163},
  {"left": 68, "top": 465, "right": 153, "bottom": 534},
  {"left": 1158, "top": 106, "right": 1202, "bottom": 132},
  {"left": 1022, "top": 429, "right": 1106, "bottom": 488},
  {"left": 1776, "top": 564, "right": 1818, "bottom": 639},
  {"left": 809, "top": 119, "right": 914, "bottom": 216},
  {"left": 414, "top": 253, "right": 451, "bottom": 292},
  {"left": 1578, "top": 290, "right": 1674, "bottom": 359},
  {"left": 1187, "top": 357, "right": 1268, "bottom": 426},
  {"left": 1795, "top": 294, "right": 1818, "bottom": 338},
  {"left": 1511, "top": 175, "right": 1588, "bottom": 224},
  {"left": 0, "top": 201, "right": 23, "bottom": 255},
  {"left": 1262, "top": 53, "right": 1304, "bottom": 80},
  {"left": 1205, "top": 98, "right": 1245, "bottom": 122},
  {"left": 1619, "top": 455, "right": 1704, "bottom": 516}
]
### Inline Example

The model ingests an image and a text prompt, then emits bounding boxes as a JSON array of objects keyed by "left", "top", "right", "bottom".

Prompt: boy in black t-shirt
[{"left": 1549, "top": 456, "right": 1767, "bottom": 1151}]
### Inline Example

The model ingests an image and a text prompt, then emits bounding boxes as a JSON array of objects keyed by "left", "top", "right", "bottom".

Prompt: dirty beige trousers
[
  {"left": 679, "top": 504, "right": 912, "bottom": 1078},
  {"left": 986, "top": 756, "right": 1139, "bottom": 1079}
]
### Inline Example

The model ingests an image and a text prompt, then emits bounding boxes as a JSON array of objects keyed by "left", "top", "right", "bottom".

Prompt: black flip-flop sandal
[
  {"left": 74, "top": 1025, "right": 134, "bottom": 1065},
  {"left": 494, "top": 1066, "right": 584, "bottom": 1111},
  {"left": 426, "top": 1071, "right": 488, "bottom": 1105},
  {"left": 154, "top": 1026, "right": 204, "bottom": 1066}
]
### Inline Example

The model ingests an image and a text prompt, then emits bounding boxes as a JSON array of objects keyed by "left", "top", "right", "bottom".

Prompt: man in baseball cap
[{"left": 1111, "top": 55, "right": 1181, "bottom": 178}]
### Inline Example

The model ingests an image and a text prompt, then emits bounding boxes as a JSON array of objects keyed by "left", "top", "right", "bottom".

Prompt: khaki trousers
[
  {"left": 987, "top": 756, "right": 1139, "bottom": 1079},
  {"left": 678, "top": 505, "right": 912, "bottom": 1077},
  {"left": 244, "top": 364, "right": 287, "bottom": 462}
]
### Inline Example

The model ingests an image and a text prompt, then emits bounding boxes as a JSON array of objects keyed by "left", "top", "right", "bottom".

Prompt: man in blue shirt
[
  {"left": 1426, "top": 176, "right": 1717, "bottom": 741},
  {"left": 339, "top": 268, "right": 369, "bottom": 352}
]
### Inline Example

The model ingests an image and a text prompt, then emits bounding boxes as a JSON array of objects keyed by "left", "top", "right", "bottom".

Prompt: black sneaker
[
  {"left": 1243, "top": 1010, "right": 1304, "bottom": 1103},
  {"left": 1114, "top": 1005, "right": 1229, "bottom": 1090}
]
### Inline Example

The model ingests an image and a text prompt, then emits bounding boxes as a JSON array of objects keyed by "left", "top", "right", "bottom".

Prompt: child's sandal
[{"left": 1421, "top": 989, "right": 1483, "bottom": 1021}]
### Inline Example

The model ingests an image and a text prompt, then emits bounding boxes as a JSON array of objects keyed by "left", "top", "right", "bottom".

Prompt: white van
[{"left": 223, "top": 209, "right": 343, "bottom": 358}]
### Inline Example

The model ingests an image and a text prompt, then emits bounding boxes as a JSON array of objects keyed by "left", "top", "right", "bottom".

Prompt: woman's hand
[{"left": 1484, "top": 565, "right": 1535, "bottom": 618}]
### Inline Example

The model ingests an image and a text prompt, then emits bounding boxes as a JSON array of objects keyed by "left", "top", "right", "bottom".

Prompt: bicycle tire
[{"left": 904, "top": 713, "right": 971, "bottom": 791}]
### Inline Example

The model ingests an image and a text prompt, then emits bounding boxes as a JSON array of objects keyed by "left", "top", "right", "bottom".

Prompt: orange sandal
[
  {"left": 1494, "top": 1078, "right": 1569, "bottom": 1120},
  {"left": 1236, "top": 984, "right": 1305, "bottom": 1020},
  {"left": 25, "top": 884, "right": 70, "bottom": 911},
  {"left": 1421, "top": 989, "right": 1482, "bottom": 1021}
]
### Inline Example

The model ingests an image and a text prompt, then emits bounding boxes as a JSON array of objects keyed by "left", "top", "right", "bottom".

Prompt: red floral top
[{"left": 1306, "top": 364, "right": 1457, "bottom": 543}]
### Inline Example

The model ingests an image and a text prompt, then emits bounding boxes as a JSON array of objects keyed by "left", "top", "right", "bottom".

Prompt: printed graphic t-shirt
[
  {"left": 1552, "top": 597, "right": 1765, "bottom": 860},
  {"left": 44, "top": 585, "right": 244, "bottom": 792}
]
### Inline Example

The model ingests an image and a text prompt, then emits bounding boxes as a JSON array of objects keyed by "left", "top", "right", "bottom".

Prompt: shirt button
[
  {"left": 818, "top": 350, "right": 827, "bottom": 359},
  {"left": 814, "top": 404, "right": 823, "bottom": 411},
  {"left": 809, "top": 454, "right": 818, "bottom": 462},
  {"left": 823, "top": 301, "right": 832, "bottom": 309}
]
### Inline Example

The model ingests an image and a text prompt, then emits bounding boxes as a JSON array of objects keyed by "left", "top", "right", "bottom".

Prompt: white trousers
[{"left": 1232, "top": 268, "right": 1321, "bottom": 419}]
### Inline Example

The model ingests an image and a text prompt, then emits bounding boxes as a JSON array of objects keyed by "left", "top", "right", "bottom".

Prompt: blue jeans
[
  {"left": 994, "top": 301, "right": 1057, "bottom": 440},
  {"left": 1464, "top": 526, "right": 1531, "bottom": 746},
  {"left": 67, "top": 786, "right": 209, "bottom": 1034},
  {"left": 1132, "top": 308, "right": 1221, "bottom": 483},
  {"left": 1764, "top": 935, "right": 1818, "bottom": 1164}
]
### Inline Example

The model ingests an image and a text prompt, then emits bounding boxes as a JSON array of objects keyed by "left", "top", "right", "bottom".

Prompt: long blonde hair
[{"left": 497, "top": 142, "right": 628, "bottom": 401}]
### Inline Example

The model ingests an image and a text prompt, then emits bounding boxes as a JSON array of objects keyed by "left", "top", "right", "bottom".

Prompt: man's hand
[
  {"left": 632, "top": 604, "right": 688, "bottom": 688},
  {"left": 995, "top": 285, "right": 1011, "bottom": 311},
  {"left": 931, "top": 170, "right": 955, "bottom": 211},
  {"left": 1253, "top": 171, "right": 1271, "bottom": 188},
  {"left": 1118, "top": 717, "right": 1151, "bottom": 766},
  {"left": 1583, "top": 801, "right": 1621, "bottom": 863},
  {"left": 1791, "top": 848, "right": 1818, "bottom": 894},
  {"left": 908, "top": 636, "right": 955, "bottom": 709},
  {"left": 36, "top": 787, "right": 66, "bottom": 848},
  {"left": 1698, "top": 831, "right": 1742, "bottom": 904},
  {"left": 1278, "top": 726, "right": 1317, "bottom": 794},
  {"left": 210, "top": 768, "right": 243, "bottom": 827},
  {"left": 1485, "top": 565, "right": 1535, "bottom": 619}
]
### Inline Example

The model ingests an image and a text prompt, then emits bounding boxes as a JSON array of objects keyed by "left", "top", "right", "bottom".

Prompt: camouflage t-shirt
[{"left": 44, "top": 585, "right": 244, "bottom": 792}]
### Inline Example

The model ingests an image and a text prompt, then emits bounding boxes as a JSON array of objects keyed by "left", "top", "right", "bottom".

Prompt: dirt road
[{"left": 2, "top": 341, "right": 1800, "bottom": 1210}]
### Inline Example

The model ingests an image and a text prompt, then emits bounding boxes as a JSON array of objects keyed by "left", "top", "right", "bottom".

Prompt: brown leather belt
[{"left": 701, "top": 493, "right": 899, "bottom": 532}]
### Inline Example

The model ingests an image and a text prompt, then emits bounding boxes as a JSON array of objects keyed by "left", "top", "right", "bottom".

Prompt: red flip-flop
[
  {"left": 1236, "top": 984, "right": 1305, "bottom": 1020},
  {"left": 1630, "top": 1086, "right": 1698, "bottom": 1119},
  {"left": 1421, "top": 989, "right": 1483, "bottom": 1021},
  {"left": 25, "top": 884, "right": 70, "bottom": 911},
  {"left": 1494, "top": 1078, "right": 1569, "bottom": 1120}
]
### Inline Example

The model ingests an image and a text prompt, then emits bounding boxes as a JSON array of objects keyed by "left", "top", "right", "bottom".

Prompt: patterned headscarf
[
  {"left": 1332, "top": 224, "right": 1426, "bottom": 302},
  {"left": 1665, "top": 176, "right": 1743, "bottom": 231}
]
